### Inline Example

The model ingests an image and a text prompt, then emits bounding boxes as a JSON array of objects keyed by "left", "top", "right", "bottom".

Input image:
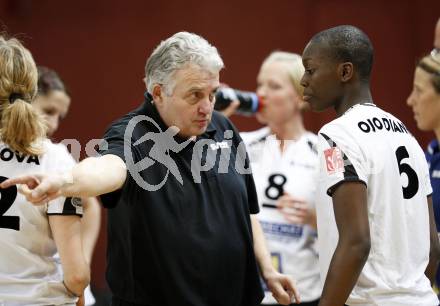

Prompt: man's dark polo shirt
[{"left": 99, "top": 93, "right": 264, "bottom": 306}]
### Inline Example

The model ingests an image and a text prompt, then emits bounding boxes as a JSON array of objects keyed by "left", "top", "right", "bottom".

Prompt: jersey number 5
[
  {"left": 395, "top": 146, "right": 419, "bottom": 199},
  {"left": 0, "top": 176, "right": 19, "bottom": 230}
]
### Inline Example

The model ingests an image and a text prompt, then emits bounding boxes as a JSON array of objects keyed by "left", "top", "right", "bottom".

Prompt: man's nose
[{"left": 199, "top": 97, "right": 212, "bottom": 114}]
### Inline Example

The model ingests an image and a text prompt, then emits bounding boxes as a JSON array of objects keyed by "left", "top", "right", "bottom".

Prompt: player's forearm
[
  {"left": 250, "top": 215, "right": 276, "bottom": 279},
  {"left": 81, "top": 197, "right": 101, "bottom": 264},
  {"left": 319, "top": 237, "right": 370, "bottom": 306},
  {"left": 61, "top": 155, "right": 127, "bottom": 198},
  {"left": 50, "top": 216, "right": 91, "bottom": 297}
]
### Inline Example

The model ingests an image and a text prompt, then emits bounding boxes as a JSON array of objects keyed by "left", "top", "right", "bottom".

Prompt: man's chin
[
  {"left": 195, "top": 126, "right": 208, "bottom": 135},
  {"left": 179, "top": 126, "right": 207, "bottom": 139}
]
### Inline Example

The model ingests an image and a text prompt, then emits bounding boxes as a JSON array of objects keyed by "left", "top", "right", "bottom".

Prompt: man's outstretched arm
[{"left": 0, "top": 154, "right": 127, "bottom": 203}]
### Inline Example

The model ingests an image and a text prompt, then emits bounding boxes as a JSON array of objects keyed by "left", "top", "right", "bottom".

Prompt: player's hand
[
  {"left": 264, "top": 270, "right": 300, "bottom": 305},
  {"left": 76, "top": 294, "right": 85, "bottom": 306},
  {"left": 277, "top": 193, "right": 316, "bottom": 228},
  {"left": 219, "top": 99, "right": 240, "bottom": 117},
  {"left": 0, "top": 173, "right": 71, "bottom": 205}
]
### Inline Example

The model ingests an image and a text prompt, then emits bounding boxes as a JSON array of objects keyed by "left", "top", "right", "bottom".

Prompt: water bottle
[{"left": 214, "top": 88, "right": 261, "bottom": 116}]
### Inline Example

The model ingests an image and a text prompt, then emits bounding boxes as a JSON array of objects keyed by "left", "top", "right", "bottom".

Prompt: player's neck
[
  {"left": 268, "top": 115, "right": 305, "bottom": 152},
  {"left": 335, "top": 86, "right": 373, "bottom": 117}
]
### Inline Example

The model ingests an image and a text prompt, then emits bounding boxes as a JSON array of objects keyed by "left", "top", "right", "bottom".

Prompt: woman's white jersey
[
  {"left": 0, "top": 140, "right": 82, "bottom": 305},
  {"left": 241, "top": 127, "right": 322, "bottom": 303},
  {"left": 316, "top": 104, "right": 438, "bottom": 306}
]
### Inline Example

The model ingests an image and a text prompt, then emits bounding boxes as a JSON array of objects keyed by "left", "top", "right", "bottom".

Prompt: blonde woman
[
  {"left": 0, "top": 36, "right": 89, "bottom": 305},
  {"left": 238, "top": 52, "right": 321, "bottom": 305}
]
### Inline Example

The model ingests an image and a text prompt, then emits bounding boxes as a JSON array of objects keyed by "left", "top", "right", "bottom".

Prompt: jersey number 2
[
  {"left": 0, "top": 176, "right": 19, "bottom": 230},
  {"left": 395, "top": 146, "right": 419, "bottom": 199}
]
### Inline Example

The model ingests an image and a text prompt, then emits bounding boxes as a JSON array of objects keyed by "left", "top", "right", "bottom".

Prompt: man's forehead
[
  {"left": 174, "top": 65, "right": 219, "bottom": 90},
  {"left": 177, "top": 64, "right": 218, "bottom": 78}
]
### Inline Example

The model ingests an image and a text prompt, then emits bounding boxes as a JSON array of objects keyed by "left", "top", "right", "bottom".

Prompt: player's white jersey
[
  {"left": 241, "top": 127, "right": 321, "bottom": 303},
  {"left": 0, "top": 140, "right": 82, "bottom": 305},
  {"left": 316, "top": 103, "right": 439, "bottom": 306}
]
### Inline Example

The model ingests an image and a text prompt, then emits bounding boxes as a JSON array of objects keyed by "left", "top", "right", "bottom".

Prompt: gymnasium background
[{"left": 1, "top": 0, "right": 439, "bottom": 292}]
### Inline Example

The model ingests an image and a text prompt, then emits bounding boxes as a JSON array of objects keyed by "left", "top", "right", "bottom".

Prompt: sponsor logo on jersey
[
  {"left": 260, "top": 221, "right": 303, "bottom": 238},
  {"left": 209, "top": 141, "right": 230, "bottom": 150},
  {"left": 289, "top": 160, "right": 316, "bottom": 169},
  {"left": 324, "top": 147, "right": 344, "bottom": 174}
]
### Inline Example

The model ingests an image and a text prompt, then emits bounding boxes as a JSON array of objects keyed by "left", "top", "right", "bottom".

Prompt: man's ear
[
  {"left": 152, "top": 84, "right": 164, "bottom": 104},
  {"left": 338, "top": 62, "right": 354, "bottom": 82}
]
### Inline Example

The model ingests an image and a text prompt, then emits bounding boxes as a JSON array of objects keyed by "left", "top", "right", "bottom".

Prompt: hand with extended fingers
[{"left": 0, "top": 173, "right": 71, "bottom": 205}]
